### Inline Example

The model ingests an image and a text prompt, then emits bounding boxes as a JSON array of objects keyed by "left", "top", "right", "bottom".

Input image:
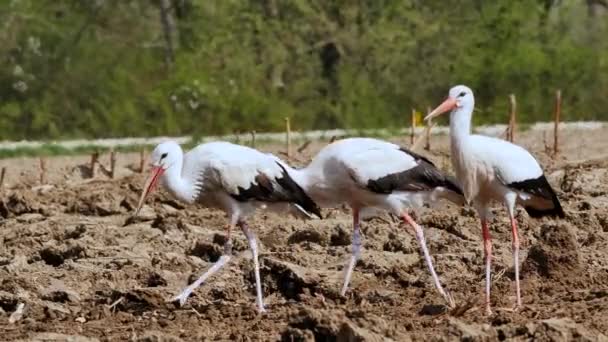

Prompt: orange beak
[
  {"left": 424, "top": 97, "right": 458, "bottom": 121},
  {"left": 134, "top": 166, "right": 164, "bottom": 216}
]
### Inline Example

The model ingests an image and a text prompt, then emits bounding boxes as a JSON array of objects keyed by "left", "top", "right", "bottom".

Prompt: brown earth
[{"left": 1, "top": 127, "right": 608, "bottom": 341}]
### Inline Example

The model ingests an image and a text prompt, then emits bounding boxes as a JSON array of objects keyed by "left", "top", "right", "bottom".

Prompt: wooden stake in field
[
  {"left": 250, "top": 130, "right": 256, "bottom": 148},
  {"left": 553, "top": 89, "right": 562, "bottom": 155},
  {"left": 424, "top": 106, "right": 432, "bottom": 151},
  {"left": 285, "top": 117, "right": 292, "bottom": 158},
  {"left": 0, "top": 167, "right": 6, "bottom": 190},
  {"left": 90, "top": 151, "right": 99, "bottom": 178},
  {"left": 39, "top": 157, "right": 47, "bottom": 184},
  {"left": 297, "top": 140, "right": 311, "bottom": 154},
  {"left": 139, "top": 148, "right": 146, "bottom": 173},
  {"left": 109, "top": 148, "right": 117, "bottom": 179},
  {"left": 507, "top": 94, "right": 517, "bottom": 143},
  {"left": 410, "top": 109, "right": 417, "bottom": 145}
]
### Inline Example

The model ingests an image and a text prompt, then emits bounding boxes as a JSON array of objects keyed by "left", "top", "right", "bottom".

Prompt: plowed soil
[{"left": 1, "top": 127, "right": 608, "bottom": 341}]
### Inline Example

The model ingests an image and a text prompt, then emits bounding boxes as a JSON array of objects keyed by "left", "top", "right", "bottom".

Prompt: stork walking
[
  {"left": 285, "top": 137, "right": 465, "bottom": 306},
  {"left": 425, "top": 85, "right": 565, "bottom": 314},
  {"left": 134, "top": 141, "right": 322, "bottom": 313}
]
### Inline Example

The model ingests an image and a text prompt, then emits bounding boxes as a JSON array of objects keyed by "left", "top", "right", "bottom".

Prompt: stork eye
[
  {"left": 160, "top": 153, "right": 168, "bottom": 159},
  {"left": 458, "top": 91, "right": 466, "bottom": 97}
]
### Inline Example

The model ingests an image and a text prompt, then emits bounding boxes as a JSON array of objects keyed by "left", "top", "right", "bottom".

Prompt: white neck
[
  {"left": 161, "top": 153, "right": 197, "bottom": 204},
  {"left": 449, "top": 102, "right": 474, "bottom": 144}
]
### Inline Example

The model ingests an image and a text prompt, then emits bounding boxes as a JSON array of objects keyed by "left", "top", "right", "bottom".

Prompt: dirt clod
[
  {"left": 39, "top": 244, "right": 86, "bottom": 266},
  {"left": 146, "top": 272, "right": 167, "bottom": 287},
  {"left": 0, "top": 192, "right": 37, "bottom": 218},
  {"left": 330, "top": 225, "right": 351, "bottom": 246},
  {"left": 288, "top": 229, "right": 328, "bottom": 246},
  {"left": 189, "top": 241, "right": 222, "bottom": 262},
  {"left": 522, "top": 222, "right": 580, "bottom": 278}
]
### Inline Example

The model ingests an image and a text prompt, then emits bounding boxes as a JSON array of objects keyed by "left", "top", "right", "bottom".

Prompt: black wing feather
[
  {"left": 366, "top": 149, "right": 463, "bottom": 195},
  {"left": 507, "top": 175, "right": 565, "bottom": 218},
  {"left": 230, "top": 163, "right": 322, "bottom": 219}
]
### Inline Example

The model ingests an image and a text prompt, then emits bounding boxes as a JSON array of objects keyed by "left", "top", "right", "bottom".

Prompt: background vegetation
[{"left": 1, "top": 0, "right": 607, "bottom": 140}]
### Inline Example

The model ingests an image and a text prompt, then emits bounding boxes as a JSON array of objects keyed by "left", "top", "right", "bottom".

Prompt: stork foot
[
  {"left": 172, "top": 287, "right": 195, "bottom": 307},
  {"left": 443, "top": 290, "right": 456, "bottom": 309},
  {"left": 170, "top": 254, "right": 232, "bottom": 307},
  {"left": 485, "top": 303, "right": 493, "bottom": 316}
]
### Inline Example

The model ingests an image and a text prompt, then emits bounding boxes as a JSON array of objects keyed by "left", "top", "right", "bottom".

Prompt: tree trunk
[{"left": 159, "top": 0, "right": 177, "bottom": 71}]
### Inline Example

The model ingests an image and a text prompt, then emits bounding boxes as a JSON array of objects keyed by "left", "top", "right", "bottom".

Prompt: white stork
[
  {"left": 425, "top": 85, "right": 565, "bottom": 314},
  {"left": 285, "top": 137, "right": 465, "bottom": 307},
  {"left": 134, "top": 141, "right": 322, "bottom": 313}
]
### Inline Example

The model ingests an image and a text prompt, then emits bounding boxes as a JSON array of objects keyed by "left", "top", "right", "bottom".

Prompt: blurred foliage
[{"left": 0, "top": 0, "right": 607, "bottom": 140}]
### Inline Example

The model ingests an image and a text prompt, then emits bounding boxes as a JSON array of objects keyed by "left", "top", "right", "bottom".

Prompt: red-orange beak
[
  {"left": 134, "top": 166, "right": 164, "bottom": 216},
  {"left": 424, "top": 97, "right": 458, "bottom": 121}
]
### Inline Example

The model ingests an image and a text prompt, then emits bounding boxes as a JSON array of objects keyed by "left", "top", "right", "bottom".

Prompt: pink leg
[
  {"left": 402, "top": 212, "right": 454, "bottom": 307},
  {"left": 481, "top": 218, "right": 493, "bottom": 315},
  {"left": 173, "top": 223, "right": 233, "bottom": 306},
  {"left": 510, "top": 216, "right": 522, "bottom": 309},
  {"left": 239, "top": 221, "right": 266, "bottom": 313},
  {"left": 341, "top": 208, "right": 361, "bottom": 296}
]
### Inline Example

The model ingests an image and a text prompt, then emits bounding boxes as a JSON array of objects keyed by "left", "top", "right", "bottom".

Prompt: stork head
[
  {"left": 424, "top": 85, "right": 474, "bottom": 121},
  {"left": 134, "top": 141, "right": 182, "bottom": 216}
]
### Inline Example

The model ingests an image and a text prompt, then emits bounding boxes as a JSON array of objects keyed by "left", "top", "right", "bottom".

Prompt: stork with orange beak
[
  {"left": 134, "top": 140, "right": 322, "bottom": 313},
  {"left": 425, "top": 85, "right": 565, "bottom": 314}
]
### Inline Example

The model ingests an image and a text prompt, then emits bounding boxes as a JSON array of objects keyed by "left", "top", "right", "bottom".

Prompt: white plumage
[
  {"left": 134, "top": 140, "right": 321, "bottom": 313},
  {"left": 426, "top": 85, "right": 565, "bottom": 314},
  {"left": 286, "top": 137, "right": 464, "bottom": 306}
]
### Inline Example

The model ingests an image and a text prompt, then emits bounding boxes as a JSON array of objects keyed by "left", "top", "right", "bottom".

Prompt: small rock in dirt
[
  {"left": 39, "top": 243, "right": 86, "bottom": 267},
  {"left": 330, "top": 225, "right": 351, "bottom": 246},
  {"left": 120, "top": 197, "right": 135, "bottom": 211},
  {"left": 522, "top": 222, "right": 580, "bottom": 278},
  {"left": 146, "top": 272, "right": 168, "bottom": 287},
  {"left": 265, "top": 258, "right": 322, "bottom": 300},
  {"left": 64, "top": 224, "right": 87, "bottom": 240},
  {"left": 189, "top": 241, "right": 222, "bottom": 262},
  {"left": 43, "top": 300, "right": 70, "bottom": 314},
  {"left": 578, "top": 201, "right": 592, "bottom": 211},
  {"left": 75, "top": 316, "right": 87, "bottom": 323},
  {"left": 419, "top": 304, "right": 447, "bottom": 316},
  {"left": 212, "top": 233, "right": 246, "bottom": 251},
  {"left": 31, "top": 333, "right": 100, "bottom": 342},
  {"left": 288, "top": 229, "right": 328, "bottom": 246},
  {"left": 42, "top": 278, "right": 81, "bottom": 303},
  {"left": 0, "top": 290, "right": 19, "bottom": 312},
  {"left": 383, "top": 232, "right": 414, "bottom": 253}
]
